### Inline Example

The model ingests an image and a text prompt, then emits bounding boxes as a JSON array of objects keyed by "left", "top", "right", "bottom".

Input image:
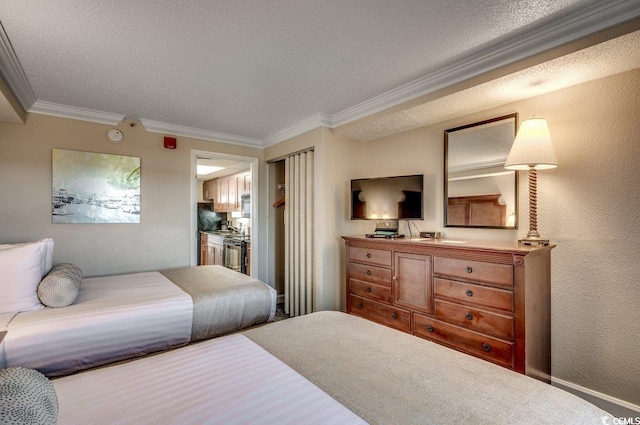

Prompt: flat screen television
[{"left": 351, "top": 174, "right": 423, "bottom": 220}]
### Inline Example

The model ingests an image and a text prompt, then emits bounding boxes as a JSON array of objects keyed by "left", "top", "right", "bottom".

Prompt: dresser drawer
[
  {"left": 414, "top": 314, "right": 514, "bottom": 368},
  {"left": 349, "top": 246, "right": 392, "bottom": 267},
  {"left": 349, "top": 278, "right": 392, "bottom": 303},
  {"left": 349, "top": 262, "right": 392, "bottom": 284},
  {"left": 434, "top": 299, "right": 513, "bottom": 339},
  {"left": 434, "top": 257, "right": 513, "bottom": 287},
  {"left": 434, "top": 278, "right": 513, "bottom": 312},
  {"left": 349, "top": 295, "right": 411, "bottom": 333}
]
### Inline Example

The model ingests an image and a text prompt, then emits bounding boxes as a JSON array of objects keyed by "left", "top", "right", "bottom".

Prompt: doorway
[
  {"left": 191, "top": 150, "right": 259, "bottom": 276},
  {"left": 268, "top": 160, "right": 286, "bottom": 301}
]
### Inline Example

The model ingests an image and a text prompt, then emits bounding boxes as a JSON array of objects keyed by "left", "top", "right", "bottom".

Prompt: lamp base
[{"left": 518, "top": 237, "right": 550, "bottom": 247}]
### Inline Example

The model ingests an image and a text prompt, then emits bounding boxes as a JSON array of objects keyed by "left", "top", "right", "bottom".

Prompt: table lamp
[{"left": 505, "top": 117, "right": 557, "bottom": 246}]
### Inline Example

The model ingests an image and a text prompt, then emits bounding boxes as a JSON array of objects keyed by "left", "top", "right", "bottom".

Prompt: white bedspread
[
  {"left": 2, "top": 272, "right": 193, "bottom": 376},
  {"left": 53, "top": 334, "right": 367, "bottom": 425}
]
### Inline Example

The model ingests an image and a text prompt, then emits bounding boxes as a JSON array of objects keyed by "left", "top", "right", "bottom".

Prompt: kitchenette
[{"left": 197, "top": 168, "right": 251, "bottom": 275}]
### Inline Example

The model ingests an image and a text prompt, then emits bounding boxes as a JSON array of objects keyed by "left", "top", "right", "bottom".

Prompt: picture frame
[{"left": 52, "top": 149, "right": 141, "bottom": 224}]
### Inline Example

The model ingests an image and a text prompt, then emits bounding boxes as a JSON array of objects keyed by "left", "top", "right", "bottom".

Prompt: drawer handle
[
  {"left": 366, "top": 253, "right": 372, "bottom": 258},
  {"left": 482, "top": 343, "right": 491, "bottom": 352},
  {"left": 366, "top": 270, "right": 372, "bottom": 276},
  {"left": 466, "top": 267, "right": 473, "bottom": 273},
  {"left": 357, "top": 303, "right": 364, "bottom": 309},
  {"left": 366, "top": 287, "right": 372, "bottom": 292},
  {"left": 466, "top": 290, "right": 473, "bottom": 297},
  {"left": 391, "top": 313, "right": 398, "bottom": 320},
  {"left": 427, "top": 325, "right": 434, "bottom": 332},
  {"left": 465, "top": 313, "right": 474, "bottom": 320}
]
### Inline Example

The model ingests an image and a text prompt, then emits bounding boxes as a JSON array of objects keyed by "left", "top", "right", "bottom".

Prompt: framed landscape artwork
[{"left": 52, "top": 149, "right": 141, "bottom": 224}]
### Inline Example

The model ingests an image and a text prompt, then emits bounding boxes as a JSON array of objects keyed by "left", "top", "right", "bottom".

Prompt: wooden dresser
[{"left": 343, "top": 236, "right": 553, "bottom": 382}]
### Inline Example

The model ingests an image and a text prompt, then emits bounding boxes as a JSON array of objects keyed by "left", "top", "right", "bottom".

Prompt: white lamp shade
[{"left": 505, "top": 118, "right": 558, "bottom": 170}]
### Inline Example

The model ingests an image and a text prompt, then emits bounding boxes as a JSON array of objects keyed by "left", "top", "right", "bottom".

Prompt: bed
[
  {"left": 44, "top": 312, "right": 612, "bottom": 424},
  {"left": 1, "top": 265, "right": 276, "bottom": 377}
]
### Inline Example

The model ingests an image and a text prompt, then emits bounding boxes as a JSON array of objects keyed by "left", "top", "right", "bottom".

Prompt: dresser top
[{"left": 342, "top": 235, "right": 555, "bottom": 255}]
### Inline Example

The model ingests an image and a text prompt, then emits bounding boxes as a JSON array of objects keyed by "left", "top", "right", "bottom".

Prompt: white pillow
[
  {"left": 0, "top": 238, "right": 54, "bottom": 278},
  {"left": 42, "top": 238, "right": 54, "bottom": 275},
  {"left": 0, "top": 243, "right": 45, "bottom": 314}
]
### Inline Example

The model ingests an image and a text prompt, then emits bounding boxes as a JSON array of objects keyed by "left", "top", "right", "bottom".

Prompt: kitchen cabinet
[
  {"left": 200, "top": 232, "right": 223, "bottom": 266},
  {"left": 217, "top": 177, "right": 229, "bottom": 212},
  {"left": 212, "top": 170, "right": 250, "bottom": 213},
  {"left": 241, "top": 171, "right": 251, "bottom": 195},
  {"left": 203, "top": 179, "right": 217, "bottom": 201},
  {"left": 228, "top": 174, "right": 239, "bottom": 211}
]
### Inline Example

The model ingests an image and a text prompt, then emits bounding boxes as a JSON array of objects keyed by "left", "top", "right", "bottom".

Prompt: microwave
[{"left": 241, "top": 194, "right": 250, "bottom": 218}]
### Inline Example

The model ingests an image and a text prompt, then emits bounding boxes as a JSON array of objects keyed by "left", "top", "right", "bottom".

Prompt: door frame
[{"left": 190, "top": 149, "right": 260, "bottom": 276}]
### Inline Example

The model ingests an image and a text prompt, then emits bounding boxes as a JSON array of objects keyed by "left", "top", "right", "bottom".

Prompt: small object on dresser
[
  {"left": 419, "top": 231, "right": 441, "bottom": 238},
  {"left": 375, "top": 219, "right": 399, "bottom": 232}
]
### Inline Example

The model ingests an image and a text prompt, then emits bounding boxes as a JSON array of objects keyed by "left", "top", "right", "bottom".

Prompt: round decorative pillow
[
  {"left": 0, "top": 367, "right": 58, "bottom": 424},
  {"left": 37, "top": 263, "right": 83, "bottom": 308}
]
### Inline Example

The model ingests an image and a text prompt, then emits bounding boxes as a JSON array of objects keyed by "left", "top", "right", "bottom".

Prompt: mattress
[
  {"left": 45, "top": 312, "right": 614, "bottom": 424},
  {"left": 53, "top": 334, "right": 366, "bottom": 425},
  {"left": 2, "top": 271, "right": 193, "bottom": 376}
]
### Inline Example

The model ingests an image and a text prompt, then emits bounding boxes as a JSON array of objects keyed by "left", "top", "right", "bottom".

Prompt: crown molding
[
  {"left": 141, "top": 119, "right": 262, "bottom": 148},
  {"left": 27, "top": 100, "right": 262, "bottom": 147},
  {"left": 0, "top": 22, "right": 36, "bottom": 110},
  {"left": 330, "top": 0, "right": 640, "bottom": 128},
  {"left": 262, "top": 113, "right": 333, "bottom": 147},
  {"left": 30, "top": 101, "right": 124, "bottom": 125}
]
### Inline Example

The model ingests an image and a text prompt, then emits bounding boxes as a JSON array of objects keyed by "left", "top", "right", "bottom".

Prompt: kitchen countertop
[{"left": 201, "top": 230, "right": 250, "bottom": 242}]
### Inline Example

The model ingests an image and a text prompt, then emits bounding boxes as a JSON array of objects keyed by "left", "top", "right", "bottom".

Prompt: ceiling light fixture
[{"left": 197, "top": 165, "right": 224, "bottom": 175}]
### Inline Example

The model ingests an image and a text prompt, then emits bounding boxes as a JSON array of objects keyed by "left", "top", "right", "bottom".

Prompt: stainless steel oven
[{"left": 223, "top": 237, "right": 247, "bottom": 274}]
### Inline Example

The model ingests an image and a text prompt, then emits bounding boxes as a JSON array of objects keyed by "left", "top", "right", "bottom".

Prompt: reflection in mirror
[
  {"left": 351, "top": 175, "right": 423, "bottom": 219},
  {"left": 444, "top": 114, "right": 518, "bottom": 228}
]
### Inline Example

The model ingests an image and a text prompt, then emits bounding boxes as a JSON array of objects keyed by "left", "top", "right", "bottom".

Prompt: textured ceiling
[
  {"left": 0, "top": 0, "right": 606, "bottom": 140},
  {"left": 336, "top": 29, "right": 640, "bottom": 141}
]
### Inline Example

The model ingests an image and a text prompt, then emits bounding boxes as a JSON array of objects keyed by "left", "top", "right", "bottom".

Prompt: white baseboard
[{"left": 552, "top": 377, "right": 640, "bottom": 418}]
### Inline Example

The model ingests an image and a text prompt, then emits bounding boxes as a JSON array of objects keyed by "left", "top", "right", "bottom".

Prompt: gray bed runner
[
  {"left": 243, "top": 311, "right": 612, "bottom": 425},
  {"left": 162, "top": 265, "right": 273, "bottom": 341}
]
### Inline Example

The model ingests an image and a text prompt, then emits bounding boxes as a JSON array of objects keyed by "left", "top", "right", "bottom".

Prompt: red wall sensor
[{"left": 164, "top": 136, "right": 177, "bottom": 149}]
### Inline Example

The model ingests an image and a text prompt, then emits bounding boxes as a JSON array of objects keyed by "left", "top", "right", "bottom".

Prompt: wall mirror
[{"left": 444, "top": 113, "right": 518, "bottom": 228}]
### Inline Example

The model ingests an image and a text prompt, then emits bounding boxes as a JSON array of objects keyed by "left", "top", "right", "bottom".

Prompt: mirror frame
[{"left": 444, "top": 113, "right": 519, "bottom": 229}]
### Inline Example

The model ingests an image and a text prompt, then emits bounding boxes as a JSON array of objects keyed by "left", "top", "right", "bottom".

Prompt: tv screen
[{"left": 351, "top": 174, "right": 423, "bottom": 220}]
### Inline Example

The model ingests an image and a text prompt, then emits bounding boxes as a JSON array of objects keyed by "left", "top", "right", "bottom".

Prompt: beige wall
[
  {"left": 316, "top": 128, "right": 367, "bottom": 310},
  {"left": 363, "top": 69, "right": 640, "bottom": 407},
  {"left": 0, "top": 113, "right": 263, "bottom": 277}
]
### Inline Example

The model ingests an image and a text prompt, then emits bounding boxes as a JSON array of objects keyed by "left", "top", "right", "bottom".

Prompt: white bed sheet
[
  {"left": 3, "top": 271, "right": 193, "bottom": 376},
  {"left": 53, "top": 334, "right": 366, "bottom": 425},
  {"left": 0, "top": 312, "right": 17, "bottom": 368}
]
